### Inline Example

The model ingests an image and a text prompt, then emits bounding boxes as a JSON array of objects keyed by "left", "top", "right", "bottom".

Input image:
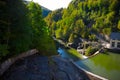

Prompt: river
[{"left": 58, "top": 48, "right": 120, "bottom": 80}]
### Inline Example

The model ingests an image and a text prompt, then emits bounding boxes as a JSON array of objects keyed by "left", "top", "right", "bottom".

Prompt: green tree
[
  {"left": 27, "top": 2, "right": 57, "bottom": 55},
  {"left": 27, "top": 2, "right": 46, "bottom": 48},
  {"left": 118, "top": 20, "right": 120, "bottom": 30},
  {"left": 45, "top": 0, "right": 120, "bottom": 43},
  {"left": 9, "top": 0, "right": 32, "bottom": 54},
  {"left": 89, "top": 34, "right": 96, "bottom": 41},
  {"left": 68, "top": 33, "right": 74, "bottom": 42},
  {"left": 0, "top": 0, "right": 32, "bottom": 62}
]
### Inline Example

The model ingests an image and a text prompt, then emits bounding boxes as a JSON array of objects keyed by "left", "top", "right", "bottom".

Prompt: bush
[
  {"left": 0, "top": 44, "right": 9, "bottom": 61},
  {"left": 85, "top": 46, "right": 98, "bottom": 56}
]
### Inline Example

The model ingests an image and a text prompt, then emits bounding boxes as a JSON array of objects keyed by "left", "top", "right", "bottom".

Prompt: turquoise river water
[{"left": 58, "top": 48, "right": 120, "bottom": 80}]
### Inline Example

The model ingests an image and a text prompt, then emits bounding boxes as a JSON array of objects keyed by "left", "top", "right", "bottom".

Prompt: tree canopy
[
  {"left": 0, "top": 0, "right": 57, "bottom": 62},
  {"left": 45, "top": 0, "right": 120, "bottom": 43}
]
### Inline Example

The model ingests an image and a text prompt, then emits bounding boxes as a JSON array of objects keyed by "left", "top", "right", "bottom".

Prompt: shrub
[
  {"left": 0, "top": 44, "right": 9, "bottom": 61},
  {"left": 85, "top": 46, "right": 98, "bottom": 56}
]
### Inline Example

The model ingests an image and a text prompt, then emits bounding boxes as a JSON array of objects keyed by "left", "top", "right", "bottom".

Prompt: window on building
[
  {"left": 117, "top": 42, "right": 120, "bottom": 48},
  {"left": 112, "top": 42, "right": 115, "bottom": 47}
]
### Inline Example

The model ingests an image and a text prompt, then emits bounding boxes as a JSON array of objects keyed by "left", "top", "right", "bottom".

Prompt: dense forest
[
  {"left": 45, "top": 0, "right": 120, "bottom": 43},
  {"left": 1, "top": 0, "right": 120, "bottom": 62},
  {"left": 41, "top": 6, "right": 51, "bottom": 18},
  {"left": 0, "top": 0, "right": 57, "bottom": 62}
]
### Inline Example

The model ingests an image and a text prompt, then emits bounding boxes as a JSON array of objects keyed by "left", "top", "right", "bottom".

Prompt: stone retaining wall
[{"left": 0, "top": 49, "right": 38, "bottom": 76}]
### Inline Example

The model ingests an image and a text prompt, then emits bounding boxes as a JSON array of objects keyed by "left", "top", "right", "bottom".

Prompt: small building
[{"left": 107, "top": 32, "right": 120, "bottom": 50}]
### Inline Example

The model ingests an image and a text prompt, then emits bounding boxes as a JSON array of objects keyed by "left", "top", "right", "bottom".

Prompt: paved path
[{"left": 2, "top": 54, "right": 90, "bottom": 80}]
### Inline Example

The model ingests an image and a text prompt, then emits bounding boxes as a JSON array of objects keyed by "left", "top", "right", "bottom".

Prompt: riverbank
[
  {"left": 76, "top": 52, "right": 120, "bottom": 80},
  {"left": 70, "top": 60, "right": 108, "bottom": 80},
  {"left": 54, "top": 37, "right": 101, "bottom": 60}
]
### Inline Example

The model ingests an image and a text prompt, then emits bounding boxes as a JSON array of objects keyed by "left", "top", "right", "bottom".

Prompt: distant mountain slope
[
  {"left": 41, "top": 6, "right": 51, "bottom": 18},
  {"left": 24, "top": 1, "right": 51, "bottom": 17},
  {"left": 45, "top": 0, "right": 120, "bottom": 42}
]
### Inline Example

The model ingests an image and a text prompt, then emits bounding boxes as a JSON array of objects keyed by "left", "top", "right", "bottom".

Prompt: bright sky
[{"left": 27, "top": 0, "right": 72, "bottom": 10}]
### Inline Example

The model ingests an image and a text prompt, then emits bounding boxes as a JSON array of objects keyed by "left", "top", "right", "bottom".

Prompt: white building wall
[{"left": 110, "top": 40, "right": 120, "bottom": 49}]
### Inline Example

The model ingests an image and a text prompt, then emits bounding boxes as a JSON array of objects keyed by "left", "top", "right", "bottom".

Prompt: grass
[
  {"left": 54, "top": 38, "right": 84, "bottom": 60},
  {"left": 90, "top": 51, "right": 120, "bottom": 70},
  {"left": 65, "top": 48, "right": 84, "bottom": 60}
]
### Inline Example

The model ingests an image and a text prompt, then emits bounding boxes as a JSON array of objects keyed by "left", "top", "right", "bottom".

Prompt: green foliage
[
  {"left": 37, "top": 35, "right": 57, "bottom": 56},
  {"left": 55, "top": 29, "right": 61, "bottom": 39},
  {"left": 68, "top": 33, "right": 74, "bottom": 42},
  {"left": 45, "top": 0, "right": 120, "bottom": 43},
  {"left": 89, "top": 34, "right": 96, "bottom": 41},
  {"left": 0, "top": 0, "right": 57, "bottom": 62},
  {"left": 27, "top": 1, "right": 57, "bottom": 55},
  {"left": 118, "top": 20, "right": 120, "bottom": 30},
  {"left": 0, "top": 44, "right": 9, "bottom": 60},
  {"left": 85, "top": 46, "right": 98, "bottom": 56},
  {"left": 65, "top": 48, "right": 83, "bottom": 60},
  {"left": 0, "top": 0, "right": 32, "bottom": 62},
  {"left": 44, "top": 8, "right": 63, "bottom": 36},
  {"left": 41, "top": 6, "right": 51, "bottom": 18},
  {"left": 9, "top": 0, "right": 32, "bottom": 54},
  {"left": 102, "top": 28, "right": 111, "bottom": 35},
  {"left": 27, "top": 2, "right": 45, "bottom": 48},
  {"left": 109, "top": 0, "right": 119, "bottom": 12}
]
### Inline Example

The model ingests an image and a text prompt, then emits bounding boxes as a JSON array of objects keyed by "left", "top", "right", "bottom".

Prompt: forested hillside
[
  {"left": 0, "top": 0, "right": 57, "bottom": 62},
  {"left": 41, "top": 6, "right": 51, "bottom": 17},
  {"left": 45, "top": 0, "right": 120, "bottom": 42}
]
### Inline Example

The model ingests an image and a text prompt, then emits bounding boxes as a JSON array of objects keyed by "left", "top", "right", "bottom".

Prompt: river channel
[{"left": 58, "top": 48, "right": 120, "bottom": 80}]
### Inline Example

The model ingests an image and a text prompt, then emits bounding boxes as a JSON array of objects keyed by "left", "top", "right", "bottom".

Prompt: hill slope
[
  {"left": 41, "top": 6, "right": 51, "bottom": 17},
  {"left": 45, "top": 0, "right": 120, "bottom": 42}
]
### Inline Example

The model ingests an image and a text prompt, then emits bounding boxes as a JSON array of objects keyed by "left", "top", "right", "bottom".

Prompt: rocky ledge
[{"left": 1, "top": 54, "right": 90, "bottom": 80}]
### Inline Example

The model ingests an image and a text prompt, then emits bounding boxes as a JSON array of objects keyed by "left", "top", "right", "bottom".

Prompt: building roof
[{"left": 110, "top": 32, "right": 120, "bottom": 40}]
